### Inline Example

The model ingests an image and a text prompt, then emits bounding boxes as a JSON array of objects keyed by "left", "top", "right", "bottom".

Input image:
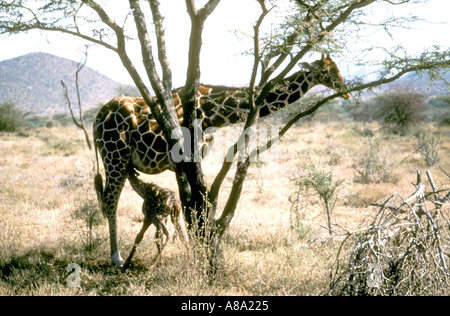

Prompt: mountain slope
[{"left": 0, "top": 53, "right": 120, "bottom": 116}]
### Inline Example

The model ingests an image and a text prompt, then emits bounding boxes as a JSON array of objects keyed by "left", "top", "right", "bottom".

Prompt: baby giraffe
[{"left": 122, "top": 166, "right": 189, "bottom": 272}]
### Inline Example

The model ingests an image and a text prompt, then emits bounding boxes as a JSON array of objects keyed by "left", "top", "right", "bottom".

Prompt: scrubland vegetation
[{"left": 0, "top": 91, "right": 449, "bottom": 295}]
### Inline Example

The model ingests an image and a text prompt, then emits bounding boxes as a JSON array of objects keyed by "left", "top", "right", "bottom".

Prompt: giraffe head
[{"left": 299, "top": 54, "right": 350, "bottom": 99}]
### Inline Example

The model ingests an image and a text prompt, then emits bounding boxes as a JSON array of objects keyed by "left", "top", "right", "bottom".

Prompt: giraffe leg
[
  {"left": 172, "top": 212, "right": 190, "bottom": 247},
  {"left": 154, "top": 225, "right": 163, "bottom": 255},
  {"left": 150, "top": 218, "right": 170, "bottom": 270},
  {"left": 102, "top": 173, "right": 127, "bottom": 267},
  {"left": 122, "top": 217, "right": 152, "bottom": 272}
]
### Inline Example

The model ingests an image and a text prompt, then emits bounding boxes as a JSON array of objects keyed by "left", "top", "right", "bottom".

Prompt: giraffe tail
[
  {"left": 94, "top": 173, "right": 104, "bottom": 205},
  {"left": 93, "top": 135, "right": 104, "bottom": 206}
]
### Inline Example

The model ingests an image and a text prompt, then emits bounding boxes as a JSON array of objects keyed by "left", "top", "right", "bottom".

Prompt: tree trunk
[{"left": 179, "top": 1, "right": 220, "bottom": 233}]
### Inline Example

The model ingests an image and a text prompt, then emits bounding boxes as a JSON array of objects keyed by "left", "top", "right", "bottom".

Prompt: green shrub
[
  {"left": 0, "top": 102, "right": 31, "bottom": 132},
  {"left": 350, "top": 100, "right": 377, "bottom": 123},
  {"left": 429, "top": 95, "right": 450, "bottom": 109},
  {"left": 70, "top": 196, "right": 104, "bottom": 252},
  {"left": 439, "top": 111, "right": 450, "bottom": 126},
  {"left": 373, "top": 88, "right": 427, "bottom": 135},
  {"left": 289, "top": 157, "right": 343, "bottom": 236}
]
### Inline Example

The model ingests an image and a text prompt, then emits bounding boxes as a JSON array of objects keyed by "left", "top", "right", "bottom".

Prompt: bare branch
[
  {"left": 148, "top": 0, "right": 172, "bottom": 91},
  {"left": 213, "top": 0, "right": 270, "bottom": 235},
  {"left": 186, "top": 0, "right": 198, "bottom": 18},
  {"left": 127, "top": 0, "right": 187, "bottom": 157},
  {"left": 81, "top": 0, "right": 122, "bottom": 33},
  {"left": 210, "top": 0, "right": 270, "bottom": 205},
  {"left": 61, "top": 49, "right": 92, "bottom": 152},
  {"left": 187, "top": 0, "right": 221, "bottom": 20},
  {"left": 79, "top": 0, "right": 157, "bottom": 114},
  {"left": 250, "top": 0, "right": 271, "bottom": 106},
  {"left": 1, "top": 21, "right": 118, "bottom": 52},
  {"left": 328, "top": 169, "right": 450, "bottom": 295},
  {"left": 75, "top": 47, "right": 88, "bottom": 125},
  {"left": 61, "top": 80, "right": 82, "bottom": 129},
  {"left": 128, "top": 0, "right": 166, "bottom": 104},
  {"left": 184, "top": 0, "right": 221, "bottom": 101},
  {"left": 199, "top": 0, "right": 222, "bottom": 19},
  {"left": 259, "top": 0, "right": 334, "bottom": 86}
]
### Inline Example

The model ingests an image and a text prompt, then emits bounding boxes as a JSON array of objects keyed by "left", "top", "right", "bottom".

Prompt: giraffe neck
[
  {"left": 127, "top": 171, "right": 158, "bottom": 200},
  {"left": 258, "top": 71, "right": 315, "bottom": 117},
  {"left": 193, "top": 71, "right": 315, "bottom": 129}
]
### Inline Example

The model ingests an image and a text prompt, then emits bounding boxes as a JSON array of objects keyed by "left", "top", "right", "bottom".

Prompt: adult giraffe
[{"left": 94, "top": 54, "right": 350, "bottom": 266}]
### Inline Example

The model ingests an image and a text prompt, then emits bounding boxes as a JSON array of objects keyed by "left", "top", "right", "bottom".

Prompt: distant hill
[
  {"left": 0, "top": 53, "right": 123, "bottom": 116},
  {"left": 395, "top": 72, "right": 449, "bottom": 96},
  {"left": 354, "top": 68, "right": 449, "bottom": 97}
]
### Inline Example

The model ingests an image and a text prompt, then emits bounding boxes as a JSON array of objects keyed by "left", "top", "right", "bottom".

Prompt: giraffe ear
[{"left": 299, "top": 62, "right": 314, "bottom": 71}]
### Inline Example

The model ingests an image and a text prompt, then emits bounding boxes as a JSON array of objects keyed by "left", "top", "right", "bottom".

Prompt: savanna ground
[{"left": 0, "top": 100, "right": 449, "bottom": 296}]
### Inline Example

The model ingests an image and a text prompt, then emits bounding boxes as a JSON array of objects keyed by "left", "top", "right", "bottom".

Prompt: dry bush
[
  {"left": 345, "top": 186, "right": 388, "bottom": 209},
  {"left": 326, "top": 170, "right": 450, "bottom": 296},
  {"left": 69, "top": 196, "right": 105, "bottom": 253},
  {"left": 352, "top": 139, "right": 397, "bottom": 184},
  {"left": 415, "top": 130, "right": 441, "bottom": 166}
]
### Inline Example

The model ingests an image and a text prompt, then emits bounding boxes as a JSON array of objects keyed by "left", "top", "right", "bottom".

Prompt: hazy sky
[{"left": 0, "top": 0, "right": 449, "bottom": 87}]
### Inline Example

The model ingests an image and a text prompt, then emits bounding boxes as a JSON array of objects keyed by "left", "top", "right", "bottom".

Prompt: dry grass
[{"left": 0, "top": 119, "right": 449, "bottom": 296}]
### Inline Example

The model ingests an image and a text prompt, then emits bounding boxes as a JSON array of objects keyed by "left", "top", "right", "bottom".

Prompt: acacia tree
[{"left": 2, "top": 0, "right": 448, "bottom": 270}]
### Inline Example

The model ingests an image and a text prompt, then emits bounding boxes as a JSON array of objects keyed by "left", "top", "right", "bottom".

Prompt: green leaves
[{"left": 289, "top": 156, "right": 344, "bottom": 235}]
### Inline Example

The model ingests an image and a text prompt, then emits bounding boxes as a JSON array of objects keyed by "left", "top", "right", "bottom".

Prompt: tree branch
[
  {"left": 1, "top": 22, "right": 118, "bottom": 52},
  {"left": 183, "top": 0, "right": 221, "bottom": 104},
  {"left": 75, "top": 48, "right": 88, "bottom": 126},
  {"left": 61, "top": 80, "right": 82, "bottom": 129},
  {"left": 199, "top": 0, "right": 222, "bottom": 19},
  {"left": 148, "top": 0, "right": 172, "bottom": 91},
  {"left": 259, "top": 0, "right": 330, "bottom": 86},
  {"left": 250, "top": 0, "right": 271, "bottom": 107},
  {"left": 128, "top": 0, "right": 166, "bottom": 107},
  {"left": 81, "top": 0, "right": 122, "bottom": 33},
  {"left": 211, "top": 0, "right": 269, "bottom": 235},
  {"left": 187, "top": 0, "right": 221, "bottom": 20},
  {"left": 60, "top": 47, "right": 92, "bottom": 150},
  {"left": 209, "top": 0, "right": 269, "bottom": 207},
  {"left": 80, "top": 0, "right": 157, "bottom": 115},
  {"left": 258, "top": 0, "right": 378, "bottom": 104},
  {"left": 186, "top": 0, "right": 198, "bottom": 18}
]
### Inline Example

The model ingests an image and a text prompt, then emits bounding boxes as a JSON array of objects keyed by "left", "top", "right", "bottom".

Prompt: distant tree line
[{"left": 0, "top": 101, "right": 32, "bottom": 132}]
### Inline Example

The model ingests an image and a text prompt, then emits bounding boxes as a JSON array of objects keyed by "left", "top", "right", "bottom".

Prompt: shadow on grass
[{"left": 0, "top": 248, "right": 147, "bottom": 295}]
